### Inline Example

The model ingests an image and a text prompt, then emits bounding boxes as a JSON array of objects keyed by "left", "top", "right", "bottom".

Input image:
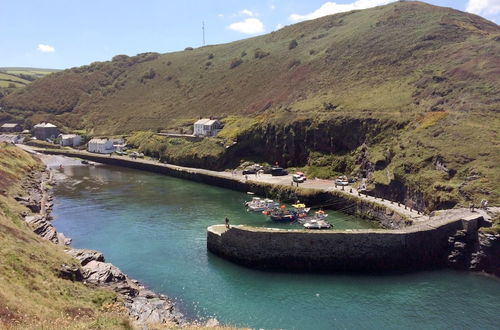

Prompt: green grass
[
  {"left": 0, "top": 143, "right": 131, "bottom": 329},
  {"left": 1, "top": 1, "right": 499, "bottom": 209}
]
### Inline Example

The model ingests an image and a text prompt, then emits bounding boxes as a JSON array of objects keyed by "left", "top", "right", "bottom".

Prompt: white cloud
[
  {"left": 217, "top": 13, "right": 224, "bottom": 18},
  {"left": 37, "top": 43, "right": 55, "bottom": 53},
  {"left": 240, "top": 9, "right": 256, "bottom": 16},
  {"left": 275, "top": 23, "right": 284, "bottom": 30},
  {"left": 289, "top": 0, "right": 396, "bottom": 22},
  {"left": 228, "top": 18, "right": 265, "bottom": 34},
  {"left": 270, "top": 4, "right": 276, "bottom": 10},
  {"left": 466, "top": 0, "right": 500, "bottom": 15}
]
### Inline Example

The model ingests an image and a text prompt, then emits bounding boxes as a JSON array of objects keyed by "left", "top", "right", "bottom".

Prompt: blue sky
[{"left": 0, "top": 0, "right": 498, "bottom": 69}]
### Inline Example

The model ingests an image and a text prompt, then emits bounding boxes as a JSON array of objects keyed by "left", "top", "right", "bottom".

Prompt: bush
[
  {"left": 254, "top": 48, "right": 270, "bottom": 59},
  {"left": 288, "top": 39, "right": 298, "bottom": 50},
  {"left": 229, "top": 58, "right": 243, "bottom": 69}
]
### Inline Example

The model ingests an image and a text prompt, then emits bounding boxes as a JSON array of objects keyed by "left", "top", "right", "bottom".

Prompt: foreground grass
[{"left": 0, "top": 143, "right": 132, "bottom": 329}]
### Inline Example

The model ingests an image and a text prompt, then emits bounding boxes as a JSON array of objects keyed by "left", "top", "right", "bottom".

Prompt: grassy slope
[
  {"left": 1, "top": 1, "right": 499, "bottom": 208},
  {"left": 0, "top": 143, "right": 132, "bottom": 329}
]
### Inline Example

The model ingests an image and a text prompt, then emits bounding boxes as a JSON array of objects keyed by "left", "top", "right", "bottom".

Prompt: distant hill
[
  {"left": 1, "top": 1, "right": 499, "bottom": 210},
  {"left": 0, "top": 67, "right": 59, "bottom": 88}
]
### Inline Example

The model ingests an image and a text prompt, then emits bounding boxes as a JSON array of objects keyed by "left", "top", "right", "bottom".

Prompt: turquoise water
[{"left": 52, "top": 165, "right": 500, "bottom": 330}]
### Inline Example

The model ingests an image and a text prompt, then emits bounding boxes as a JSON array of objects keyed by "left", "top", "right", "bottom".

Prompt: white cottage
[
  {"left": 59, "top": 134, "right": 82, "bottom": 147},
  {"left": 87, "top": 138, "right": 115, "bottom": 154},
  {"left": 193, "top": 118, "right": 222, "bottom": 137}
]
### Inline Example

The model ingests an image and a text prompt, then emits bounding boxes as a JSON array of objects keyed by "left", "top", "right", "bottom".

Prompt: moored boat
[
  {"left": 269, "top": 208, "right": 297, "bottom": 222},
  {"left": 303, "top": 219, "right": 332, "bottom": 229},
  {"left": 246, "top": 197, "right": 280, "bottom": 212}
]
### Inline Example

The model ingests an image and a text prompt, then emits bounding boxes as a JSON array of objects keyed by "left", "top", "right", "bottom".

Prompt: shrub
[
  {"left": 254, "top": 48, "right": 270, "bottom": 59},
  {"left": 288, "top": 39, "right": 298, "bottom": 50},
  {"left": 208, "top": 53, "right": 214, "bottom": 59},
  {"left": 141, "top": 68, "right": 156, "bottom": 80},
  {"left": 229, "top": 58, "right": 243, "bottom": 69}
]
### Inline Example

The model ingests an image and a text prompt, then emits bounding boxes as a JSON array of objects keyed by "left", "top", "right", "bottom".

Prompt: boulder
[
  {"left": 127, "top": 296, "right": 177, "bottom": 324},
  {"left": 66, "top": 248, "right": 105, "bottom": 266},
  {"left": 82, "top": 261, "right": 126, "bottom": 284},
  {"left": 25, "top": 215, "right": 58, "bottom": 243},
  {"left": 58, "top": 264, "right": 84, "bottom": 282}
]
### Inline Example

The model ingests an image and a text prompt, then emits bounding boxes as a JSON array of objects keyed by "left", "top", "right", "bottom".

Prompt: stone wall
[
  {"left": 207, "top": 215, "right": 483, "bottom": 272},
  {"left": 40, "top": 149, "right": 410, "bottom": 228}
]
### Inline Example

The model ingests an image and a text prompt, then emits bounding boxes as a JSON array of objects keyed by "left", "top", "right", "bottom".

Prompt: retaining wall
[
  {"left": 39, "top": 149, "right": 410, "bottom": 228},
  {"left": 207, "top": 215, "right": 483, "bottom": 272}
]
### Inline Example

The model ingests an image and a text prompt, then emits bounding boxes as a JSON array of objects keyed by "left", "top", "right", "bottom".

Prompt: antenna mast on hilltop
[{"left": 202, "top": 21, "right": 206, "bottom": 46}]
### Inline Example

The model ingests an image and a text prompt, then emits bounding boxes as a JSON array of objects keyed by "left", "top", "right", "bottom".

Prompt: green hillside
[
  {"left": 1, "top": 1, "right": 499, "bottom": 210},
  {"left": 0, "top": 144, "right": 131, "bottom": 329}
]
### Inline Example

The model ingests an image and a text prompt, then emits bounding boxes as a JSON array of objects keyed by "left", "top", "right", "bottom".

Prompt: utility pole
[{"left": 202, "top": 21, "right": 205, "bottom": 46}]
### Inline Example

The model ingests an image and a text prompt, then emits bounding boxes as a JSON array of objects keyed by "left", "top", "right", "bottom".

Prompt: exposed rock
[
  {"left": 24, "top": 215, "right": 59, "bottom": 244},
  {"left": 82, "top": 261, "right": 126, "bottom": 284},
  {"left": 469, "top": 233, "right": 500, "bottom": 276},
  {"left": 66, "top": 248, "right": 105, "bottom": 266},
  {"left": 114, "top": 281, "right": 139, "bottom": 298},
  {"left": 127, "top": 296, "right": 180, "bottom": 325},
  {"left": 58, "top": 264, "right": 84, "bottom": 282},
  {"left": 57, "top": 232, "right": 72, "bottom": 246}
]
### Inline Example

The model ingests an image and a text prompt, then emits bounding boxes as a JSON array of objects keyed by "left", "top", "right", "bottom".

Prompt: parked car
[
  {"left": 271, "top": 167, "right": 288, "bottom": 176},
  {"left": 293, "top": 174, "right": 306, "bottom": 183},
  {"left": 242, "top": 168, "right": 257, "bottom": 175},
  {"left": 295, "top": 172, "right": 307, "bottom": 181},
  {"left": 335, "top": 178, "right": 349, "bottom": 186}
]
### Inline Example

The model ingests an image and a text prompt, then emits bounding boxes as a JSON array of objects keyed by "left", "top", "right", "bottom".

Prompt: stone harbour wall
[{"left": 207, "top": 215, "right": 483, "bottom": 272}]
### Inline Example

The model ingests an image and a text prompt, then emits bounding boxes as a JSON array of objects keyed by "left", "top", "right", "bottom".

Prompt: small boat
[
  {"left": 303, "top": 219, "right": 332, "bottom": 229},
  {"left": 246, "top": 197, "right": 280, "bottom": 212},
  {"left": 269, "top": 208, "right": 297, "bottom": 222},
  {"left": 314, "top": 210, "right": 328, "bottom": 220},
  {"left": 81, "top": 160, "right": 89, "bottom": 165}
]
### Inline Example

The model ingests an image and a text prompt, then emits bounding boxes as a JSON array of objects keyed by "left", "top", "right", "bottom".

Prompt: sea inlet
[{"left": 52, "top": 164, "right": 500, "bottom": 329}]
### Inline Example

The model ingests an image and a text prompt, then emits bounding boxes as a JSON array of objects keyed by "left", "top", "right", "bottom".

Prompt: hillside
[
  {"left": 1, "top": 1, "right": 499, "bottom": 210},
  {"left": 0, "top": 143, "right": 132, "bottom": 328}
]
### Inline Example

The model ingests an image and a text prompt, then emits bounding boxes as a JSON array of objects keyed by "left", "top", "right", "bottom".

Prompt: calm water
[{"left": 52, "top": 164, "right": 500, "bottom": 330}]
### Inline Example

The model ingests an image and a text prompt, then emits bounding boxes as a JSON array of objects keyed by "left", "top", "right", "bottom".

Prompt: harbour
[{"left": 51, "top": 163, "right": 500, "bottom": 329}]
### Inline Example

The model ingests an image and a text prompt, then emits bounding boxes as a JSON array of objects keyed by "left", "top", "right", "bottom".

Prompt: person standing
[{"left": 225, "top": 217, "right": 230, "bottom": 229}]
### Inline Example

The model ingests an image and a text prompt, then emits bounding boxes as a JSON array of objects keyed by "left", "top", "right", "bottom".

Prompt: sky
[{"left": 0, "top": 0, "right": 499, "bottom": 69}]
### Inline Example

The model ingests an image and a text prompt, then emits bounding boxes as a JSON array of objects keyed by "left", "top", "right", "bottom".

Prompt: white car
[{"left": 293, "top": 174, "right": 306, "bottom": 183}]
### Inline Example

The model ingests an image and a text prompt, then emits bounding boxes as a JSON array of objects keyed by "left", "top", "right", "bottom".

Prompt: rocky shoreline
[{"left": 16, "top": 163, "right": 207, "bottom": 328}]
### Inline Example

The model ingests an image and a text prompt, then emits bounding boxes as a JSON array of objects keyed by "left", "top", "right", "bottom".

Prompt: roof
[
  {"left": 194, "top": 118, "right": 210, "bottom": 125},
  {"left": 1, "top": 123, "right": 20, "bottom": 128},
  {"left": 33, "top": 122, "right": 57, "bottom": 128},
  {"left": 88, "top": 138, "right": 109, "bottom": 144},
  {"left": 204, "top": 119, "right": 220, "bottom": 126},
  {"left": 60, "top": 134, "right": 79, "bottom": 139}
]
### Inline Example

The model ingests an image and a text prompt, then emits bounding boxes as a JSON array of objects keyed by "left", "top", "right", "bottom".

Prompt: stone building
[
  {"left": 33, "top": 122, "right": 59, "bottom": 141},
  {"left": 193, "top": 118, "right": 222, "bottom": 137},
  {"left": 0, "top": 123, "right": 21, "bottom": 133},
  {"left": 88, "top": 138, "right": 114, "bottom": 154}
]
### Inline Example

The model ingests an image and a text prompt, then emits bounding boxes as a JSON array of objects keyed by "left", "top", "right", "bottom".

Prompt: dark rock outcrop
[
  {"left": 58, "top": 264, "right": 84, "bottom": 282},
  {"left": 66, "top": 248, "right": 105, "bottom": 266}
]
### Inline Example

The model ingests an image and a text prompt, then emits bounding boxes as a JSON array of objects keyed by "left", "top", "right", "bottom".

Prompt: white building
[
  {"left": 193, "top": 118, "right": 222, "bottom": 137},
  {"left": 59, "top": 134, "right": 82, "bottom": 147},
  {"left": 87, "top": 138, "right": 115, "bottom": 154}
]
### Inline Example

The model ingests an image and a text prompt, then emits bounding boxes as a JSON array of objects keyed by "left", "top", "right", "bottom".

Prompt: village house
[
  {"left": 193, "top": 118, "right": 222, "bottom": 137},
  {"left": 1, "top": 123, "right": 22, "bottom": 133},
  {"left": 33, "top": 122, "right": 59, "bottom": 141},
  {"left": 59, "top": 134, "right": 82, "bottom": 147},
  {"left": 87, "top": 138, "right": 115, "bottom": 154}
]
